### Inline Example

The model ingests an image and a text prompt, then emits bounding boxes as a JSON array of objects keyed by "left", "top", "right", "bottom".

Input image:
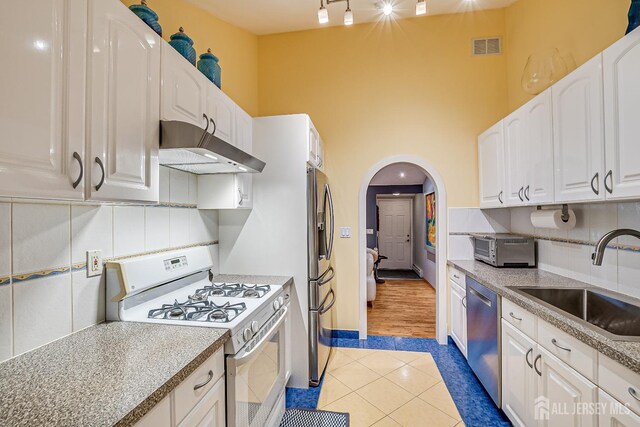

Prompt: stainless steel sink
[{"left": 507, "top": 287, "right": 640, "bottom": 342}]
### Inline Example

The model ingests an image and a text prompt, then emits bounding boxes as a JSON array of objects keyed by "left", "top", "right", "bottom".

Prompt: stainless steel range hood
[{"left": 159, "top": 120, "right": 266, "bottom": 174}]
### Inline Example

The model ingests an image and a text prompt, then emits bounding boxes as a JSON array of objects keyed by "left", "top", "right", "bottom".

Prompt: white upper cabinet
[
  {"left": 478, "top": 121, "right": 505, "bottom": 208},
  {"left": 207, "top": 87, "right": 235, "bottom": 145},
  {"left": 525, "top": 90, "right": 555, "bottom": 204},
  {"left": 504, "top": 90, "right": 554, "bottom": 206},
  {"left": 604, "top": 28, "right": 640, "bottom": 200},
  {"left": 504, "top": 109, "right": 527, "bottom": 206},
  {"left": 161, "top": 43, "right": 209, "bottom": 130},
  {"left": 308, "top": 121, "right": 320, "bottom": 167},
  {"left": 553, "top": 55, "right": 605, "bottom": 203},
  {"left": 86, "top": 0, "right": 160, "bottom": 203},
  {"left": 0, "top": 0, "right": 87, "bottom": 200}
]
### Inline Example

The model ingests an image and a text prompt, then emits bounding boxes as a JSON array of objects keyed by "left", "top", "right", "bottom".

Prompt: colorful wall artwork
[{"left": 425, "top": 192, "right": 436, "bottom": 248}]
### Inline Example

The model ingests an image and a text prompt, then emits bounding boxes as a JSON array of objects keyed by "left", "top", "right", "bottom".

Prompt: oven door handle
[{"left": 233, "top": 305, "right": 289, "bottom": 363}]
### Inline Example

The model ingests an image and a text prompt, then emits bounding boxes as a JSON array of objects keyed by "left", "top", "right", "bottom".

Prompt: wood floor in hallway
[{"left": 367, "top": 279, "right": 436, "bottom": 338}]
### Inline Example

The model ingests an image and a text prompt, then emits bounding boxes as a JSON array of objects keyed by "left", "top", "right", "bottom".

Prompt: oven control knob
[
  {"left": 243, "top": 328, "right": 252, "bottom": 342},
  {"left": 273, "top": 300, "right": 281, "bottom": 310},
  {"left": 278, "top": 296, "right": 284, "bottom": 306},
  {"left": 251, "top": 321, "right": 259, "bottom": 333}
]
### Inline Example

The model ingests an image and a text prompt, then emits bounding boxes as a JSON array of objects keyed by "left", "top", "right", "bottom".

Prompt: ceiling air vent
[{"left": 473, "top": 37, "right": 502, "bottom": 56}]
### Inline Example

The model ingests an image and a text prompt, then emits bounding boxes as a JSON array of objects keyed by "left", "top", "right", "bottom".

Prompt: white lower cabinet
[
  {"left": 502, "top": 321, "right": 537, "bottom": 427},
  {"left": 134, "top": 348, "right": 225, "bottom": 427},
  {"left": 198, "top": 174, "right": 253, "bottom": 209},
  {"left": 536, "top": 345, "right": 598, "bottom": 427},
  {"left": 178, "top": 377, "right": 225, "bottom": 427},
  {"left": 136, "top": 395, "right": 172, "bottom": 427},
  {"left": 599, "top": 389, "right": 640, "bottom": 427},
  {"left": 449, "top": 279, "right": 467, "bottom": 358}
]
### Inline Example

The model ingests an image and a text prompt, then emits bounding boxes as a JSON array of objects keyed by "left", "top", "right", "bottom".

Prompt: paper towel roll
[{"left": 530, "top": 209, "right": 576, "bottom": 230}]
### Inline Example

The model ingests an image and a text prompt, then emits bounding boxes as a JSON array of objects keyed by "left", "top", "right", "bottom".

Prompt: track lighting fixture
[
  {"left": 318, "top": 0, "right": 355, "bottom": 26},
  {"left": 416, "top": 0, "right": 427, "bottom": 15}
]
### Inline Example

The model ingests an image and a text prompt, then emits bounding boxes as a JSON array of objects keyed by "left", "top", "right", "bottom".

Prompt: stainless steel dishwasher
[{"left": 466, "top": 277, "right": 501, "bottom": 407}]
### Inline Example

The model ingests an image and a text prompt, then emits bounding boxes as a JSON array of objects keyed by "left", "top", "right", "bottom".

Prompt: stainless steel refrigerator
[{"left": 307, "top": 166, "right": 336, "bottom": 386}]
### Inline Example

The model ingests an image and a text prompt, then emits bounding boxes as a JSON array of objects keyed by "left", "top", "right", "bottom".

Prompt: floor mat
[
  {"left": 280, "top": 408, "right": 349, "bottom": 427},
  {"left": 378, "top": 269, "right": 421, "bottom": 280}
]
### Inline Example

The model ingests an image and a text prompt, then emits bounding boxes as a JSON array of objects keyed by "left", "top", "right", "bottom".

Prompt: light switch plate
[
  {"left": 340, "top": 227, "right": 351, "bottom": 238},
  {"left": 87, "top": 250, "right": 102, "bottom": 277}
]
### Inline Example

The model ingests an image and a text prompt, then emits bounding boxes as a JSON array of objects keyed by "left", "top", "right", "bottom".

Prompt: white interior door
[{"left": 378, "top": 198, "right": 412, "bottom": 270}]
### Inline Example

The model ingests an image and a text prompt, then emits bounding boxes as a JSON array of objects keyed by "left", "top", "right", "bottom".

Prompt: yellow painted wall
[
  {"left": 504, "top": 0, "right": 629, "bottom": 111},
  {"left": 258, "top": 12, "right": 509, "bottom": 330},
  {"left": 121, "top": 0, "right": 259, "bottom": 115}
]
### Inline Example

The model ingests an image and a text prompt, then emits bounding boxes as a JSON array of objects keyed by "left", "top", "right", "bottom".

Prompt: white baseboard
[{"left": 412, "top": 264, "right": 424, "bottom": 278}]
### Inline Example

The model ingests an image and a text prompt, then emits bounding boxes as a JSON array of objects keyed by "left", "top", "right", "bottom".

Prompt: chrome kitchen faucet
[{"left": 592, "top": 228, "right": 640, "bottom": 265}]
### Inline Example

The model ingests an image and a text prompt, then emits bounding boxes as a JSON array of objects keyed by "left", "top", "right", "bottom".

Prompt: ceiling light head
[
  {"left": 399, "top": 172, "right": 406, "bottom": 178},
  {"left": 383, "top": 2, "right": 393, "bottom": 16},
  {"left": 318, "top": 4, "right": 329, "bottom": 24},
  {"left": 392, "top": 192, "right": 401, "bottom": 196},
  {"left": 416, "top": 0, "right": 427, "bottom": 15},
  {"left": 344, "top": 7, "right": 353, "bottom": 26}
]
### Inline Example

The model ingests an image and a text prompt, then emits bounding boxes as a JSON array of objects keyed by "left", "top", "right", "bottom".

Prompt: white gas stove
[{"left": 105, "top": 246, "right": 286, "bottom": 355}]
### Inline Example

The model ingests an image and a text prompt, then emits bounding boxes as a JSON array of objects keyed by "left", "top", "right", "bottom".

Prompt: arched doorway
[{"left": 358, "top": 155, "right": 448, "bottom": 344}]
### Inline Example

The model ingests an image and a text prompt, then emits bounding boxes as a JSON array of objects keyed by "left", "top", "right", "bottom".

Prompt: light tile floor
[{"left": 318, "top": 348, "right": 464, "bottom": 427}]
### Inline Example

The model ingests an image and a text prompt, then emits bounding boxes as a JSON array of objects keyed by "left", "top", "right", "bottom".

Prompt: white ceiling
[
  {"left": 184, "top": 0, "right": 518, "bottom": 35},
  {"left": 370, "top": 162, "right": 428, "bottom": 186}
]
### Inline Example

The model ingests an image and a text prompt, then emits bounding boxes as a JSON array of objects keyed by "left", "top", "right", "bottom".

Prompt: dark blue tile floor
[{"left": 286, "top": 333, "right": 511, "bottom": 427}]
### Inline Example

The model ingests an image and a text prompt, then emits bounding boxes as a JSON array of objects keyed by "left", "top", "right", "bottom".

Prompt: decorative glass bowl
[{"left": 521, "top": 48, "right": 569, "bottom": 95}]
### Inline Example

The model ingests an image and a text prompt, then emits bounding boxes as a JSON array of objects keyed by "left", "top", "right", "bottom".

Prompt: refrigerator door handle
[
  {"left": 319, "top": 288, "right": 336, "bottom": 315},
  {"left": 324, "top": 184, "right": 335, "bottom": 261},
  {"left": 315, "top": 266, "right": 335, "bottom": 286}
]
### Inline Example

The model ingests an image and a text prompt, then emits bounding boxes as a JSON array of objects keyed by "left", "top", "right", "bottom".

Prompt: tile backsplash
[
  {"left": 0, "top": 167, "right": 219, "bottom": 363},
  {"left": 448, "top": 203, "right": 640, "bottom": 301}
]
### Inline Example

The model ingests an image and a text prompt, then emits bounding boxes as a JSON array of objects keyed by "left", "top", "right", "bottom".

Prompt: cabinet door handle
[
  {"left": 534, "top": 354, "right": 542, "bottom": 376},
  {"left": 605, "top": 170, "right": 613, "bottom": 194},
  {"left": 525, "top": 348, "right": 533, "bottom": 369},
  {"left": 509, "top": 312, "right": 523, "bottom": 321},
  {"left": 518, "top": 187, "right": 524, "bottom": 202},
  {"left": 629, "top": 387, "right": 640, "bottom": 402},
  {"left": 210, "top": 118, "right": 217, "bottom": 136},
  {"left": 72, "top": 152, "right": 83, "bottom": 189},
  {"left": 498, "top": 191, "right": 504, "bottom": 204},
  {"left": 238, "top": 188, "right": 243, "bottom": 206},
  {"left": 193, "top": 370, "right": 214, "bottom": 391},
  {"left": 551, "top": 338, "right": 572, "bottom": 352},
  {"left": 453, "top": 274, "right": 460, "bottom": 279},
  {"left": 95, "top": 157, "right": 105, "bottom": 191},
  {"left": 461, "top": 296, "right": 467, "bottom": 308},
  {"left": 590, "top": 172, "right": 600, "bottom": 195},
  {"left": 524, "top": 185, "right": 530, "bottom": 201}
]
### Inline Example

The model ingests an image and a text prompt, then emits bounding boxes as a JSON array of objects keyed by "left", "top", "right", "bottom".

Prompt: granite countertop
[
  {"left": 448, "top": 260, "right": 640, "bottom": 374},
  {"left": 0, "top": 322, "right": 229, "bottom": 427}
]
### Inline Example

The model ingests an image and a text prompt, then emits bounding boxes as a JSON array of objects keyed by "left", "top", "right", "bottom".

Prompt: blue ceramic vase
[
  {"left": 129, "top": 0, "right": 162, "bottom": 37},
  {"left": 169, "top": 27, "right": 197, "bottom": 66},
  {"left": 197, "top": 49, "right": 222, "bottom": 89},
  {"left": 627, "top": 0, "right": 640, "bottom": 34}
]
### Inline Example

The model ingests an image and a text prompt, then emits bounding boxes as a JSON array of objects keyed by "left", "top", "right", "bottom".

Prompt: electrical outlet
[{"left": 87, "top": 250, "right": 102, "bottom": 277}]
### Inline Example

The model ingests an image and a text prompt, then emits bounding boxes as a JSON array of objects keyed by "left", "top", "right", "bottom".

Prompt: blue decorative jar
[
  {"left": 627, "top": 0, "right": 640, "bottom": 34},
  {"left": 128, "top": 0, "right": 162, "bottom": 37},
  {"left": 197, "top": 49, "right": 222, "bottom": 89},
  {"left": 169, "top": 27, "right": 196, "bottom": 66}
]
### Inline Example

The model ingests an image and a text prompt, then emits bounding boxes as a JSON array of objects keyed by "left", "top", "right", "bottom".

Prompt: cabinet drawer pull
[
  {"left": 518, "top": 187, "right": 524, "bottom": 202},
  {"left": 591, "top": 172, "right": 600, "bottom": 195},
  {"left": 193, "top": 370, "right": 214, "bottom": 391},
  {"left": 629, "top": 387, "right": 640, "bottom": 402},
  {"left": 95, "top": 157, "right": 105, "bottom": 191},
  {"left": 534, "top": 354, "right": 542, "bottom": 376},
  {"left": 525, "top": 348, "right": 533, "bottom": 369},
  {"left": 509, "top": 312, "right": 523, "bottom": 321},
  {"left": 498, "top": 191, "right": 504, "bottom": 204},
  {"left": 453, "top": 274, "right": 460, "bottom": 279},
  {"left": 461, "top": 296, "right": 467, "bottom": 309},
  {"left": 72, "top": 152, "right": 83, "bottom": 189},
  {"left": 605, "top": 170, "right": 613, "bottom": 194},
  {"left": 551, "top": 338, "right": 571, "bottom": 352}
]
